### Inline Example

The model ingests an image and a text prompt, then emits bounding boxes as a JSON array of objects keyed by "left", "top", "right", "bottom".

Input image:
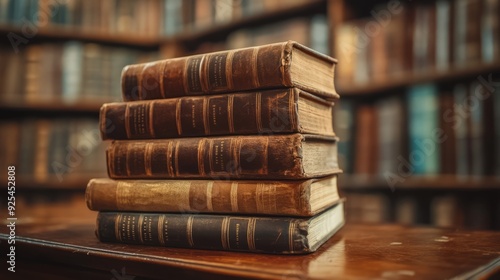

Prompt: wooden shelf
[
  {"left": 1, "top": 1, "right": 326, "bottom": 50},
  {"left": 0, "top": 100, "right": 108, "bottom": 115},
  {"left": 339, "top": 61, "right": 500, "bottom": 96},
  {"left": 14, "top": 174, "right": 105, "bottom": 190},
  {"left": 0, "top": 25, "right": 161, "bottom": 49},
  {"left": 339, "top": 175, "right": 500, "bottom": 190},
  {"left": 170, "top": 0, "right": 326, "bottom": 45}
]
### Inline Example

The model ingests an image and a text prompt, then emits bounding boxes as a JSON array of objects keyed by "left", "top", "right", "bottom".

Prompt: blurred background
[{"left": 0, "top": 0, "right": 499, "bottom": 229}]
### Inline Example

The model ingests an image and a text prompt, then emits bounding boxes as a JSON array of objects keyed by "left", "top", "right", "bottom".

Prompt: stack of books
[{"left": 85, "top": 41, "right": 344, "bottom": 254}]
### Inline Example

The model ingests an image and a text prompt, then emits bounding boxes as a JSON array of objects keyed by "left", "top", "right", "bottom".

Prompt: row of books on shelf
[
  {"left": 345, "top": 192, "right": 500, "bottom": 230},
  {"left": 0, "top": 0, "right": 310, "bottom": 37},
  {"left": 0, "top": 0, "right": 163, "bottom": 37},
  {"left": 226, "top": 14, "right": 328, "bottom": 55},
  {"left": 144, "top": 0, "right": 312, "bottom": 36},
  {"left": 334, "top": 81, "right": 500, "bottom": 180},
  {"left": 179, "top": 14, "right": 329, "bottom": 58},
  {"left": 0, "top": 118, "right": 107, "bottom": 184},
  {"left": 0, "top": 42, "right": 157, "bottom": 105},
  {"left": 336, "top": 0, "right": 500, "bottom": 87}
]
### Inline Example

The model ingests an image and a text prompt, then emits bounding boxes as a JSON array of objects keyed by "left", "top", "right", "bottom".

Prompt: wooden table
[{"left": 1, "top": 219, "right": 499, "bottom": 279}]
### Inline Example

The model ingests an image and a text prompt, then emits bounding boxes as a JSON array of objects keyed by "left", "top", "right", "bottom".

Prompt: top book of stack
[{"left": 121, "top": 41, "right": 339, "bottom": 102}]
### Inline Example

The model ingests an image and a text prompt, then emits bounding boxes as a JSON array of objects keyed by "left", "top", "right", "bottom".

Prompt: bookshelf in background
[
  {"left": 158, "top": 0, "right": 330, "bottom": 57},
  {"left": 0, "top": 0, "right": 166, "bottom": 189},
  {"left": 333, "top": 0, "right": 500, "bottom": 230}
]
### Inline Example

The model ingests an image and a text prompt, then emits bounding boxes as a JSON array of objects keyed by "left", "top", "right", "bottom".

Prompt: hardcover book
[
  {"left": 439, "top": 90, "right": 456, "bottom": 174},
  {"left": 106, "top": 134, "right": 340, "bottom": 180},
  {"left": 407, "top": 84, "right": 440, "bottom": 175},
  {"left": 454, "top": 84, "right": 470, "bottom": 175},
  {"left": 100, "top": 88, "right": 335, "bottom": 140},
  {"left": 121, "top": 41, "right": 339, "bottom": 102},
  {"left": 86, "top": 176, "right": 339, "bottom": 217},
  {"left": 95, "top": 202, "right": 345, "bottom": 254}
]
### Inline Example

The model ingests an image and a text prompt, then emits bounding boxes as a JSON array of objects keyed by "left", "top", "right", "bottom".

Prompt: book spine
[
  {"left": 96, "top": 212, "right": 310, "bottom": 254},
  {"left": 354, "top": 104, "right": 377, "bottom": 175},
  {"left": 121, "top": 42, "right": 289, "bottom": 101},
  {"left": 101, "top": 89, "right": 298, "bottom": 140},
  {"left": 333, "top": 100, "right": 355, "bottom": 174},
  {"left": 376, "top": 96, "right": 404, "bottom": 176},
  {"left": 454, "top": 84, "right": 469, "bottom": 175},
  {"left": 436, "top": 0, "right": 451, "bottom": 70},
  {"left": 469, "top": 82, "right": 484, "bottom": 176},
  {"left": 407, "top": 84, "right": 440, "bottom": 175},
  {"left": 495, "top": 84, "right": 500, "bottom": 177},
  {"left": 106, "top": 134, "right": 308, "bottom": 180},
  {"left": 439, "top": 90, "right": 456, "bottom": 174},
  {"left": 86, "top": 178, "right": 311, "bottom": 216}
]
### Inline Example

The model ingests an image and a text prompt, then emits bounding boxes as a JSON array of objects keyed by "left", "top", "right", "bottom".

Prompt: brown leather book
[
  {"left": 101, "top": 88, "right": 335, "bottom": 140},
  {"left": 86, "top": 176, "right": 339, "bottom": 217},
  {"left": 121, "top": 41, "right": 339, "bottom": 101},
  {"left": 95, "top": 202, "right": 345, "bottom": 254},
  {"left": 106, "top": 134, "right": 340, "bottom": 180},
  {"left": 354, "top": 104, "right": 378, "bottom": 175}
]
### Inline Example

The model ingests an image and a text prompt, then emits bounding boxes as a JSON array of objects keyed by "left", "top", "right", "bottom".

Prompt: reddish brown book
[
  {"left": 106, "top": 134, "right": 340, "bottom": 180},
  {"left": 354, "top": 105, "right": 378, "bottom": 175},
  {"left": 385, "top": 11, "right": 406, "bottom": 77},
  {"left": 121, "top": 41, "right": 339, "bottom": 102},
  {"left": 86, "top": 176, "right": 340, "bottom": 217},
  {"left": 403, "top": 5, "right": 416, "bottom": 72},
  {"left": 370, "top": 18, "right": 388, "bottom": 82},
  {"left": 439, "top": 89, "right": 456, "bottom": 174},
  {"left": 101, "top": 88, "right": 335, "bottom": 140}
]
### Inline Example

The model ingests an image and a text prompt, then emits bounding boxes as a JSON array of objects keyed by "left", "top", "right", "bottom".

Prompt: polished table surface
[{"left": 1, "top": 218, "right": 499, "bottom": 279}]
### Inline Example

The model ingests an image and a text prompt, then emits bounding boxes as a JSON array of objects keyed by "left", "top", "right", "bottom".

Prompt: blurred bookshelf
[
  {"left": 340, "top": 61, "right": 500, "bottom": 96},
  {"left": 341, "top": 175, "right": 500, "bottom": 190},
  {"left": 168, "top": 0, "right": 326, "bottom": 44},
  {"left": 0, "top": 0, "right": 499, "bottom": 230},
  {"left": 333, "top": 0, "right": 500, "bottom": 230}
]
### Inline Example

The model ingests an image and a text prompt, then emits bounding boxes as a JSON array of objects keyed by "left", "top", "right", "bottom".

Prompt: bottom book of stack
[{"left": 86, "top": 176, "right": 344, "bottom": 254}]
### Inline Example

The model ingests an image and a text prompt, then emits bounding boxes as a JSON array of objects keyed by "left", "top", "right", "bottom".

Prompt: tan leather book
[
  {"left": 86, "top": 176, "right": 340, "bottom": 217},
  {"left": 121, "top": 41, "right": 339, "bottom": 101}
]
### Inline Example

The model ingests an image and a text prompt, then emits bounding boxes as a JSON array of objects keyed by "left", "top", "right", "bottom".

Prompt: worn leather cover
[
  {"left": 101, "top": 88, "right": 334, "bottom": 140},
  {"left": 106, "top": 134, "right": 339, "bottom": 179},
  {"left": 121, "top": 41, "right": 338, "bottom": 101}
]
